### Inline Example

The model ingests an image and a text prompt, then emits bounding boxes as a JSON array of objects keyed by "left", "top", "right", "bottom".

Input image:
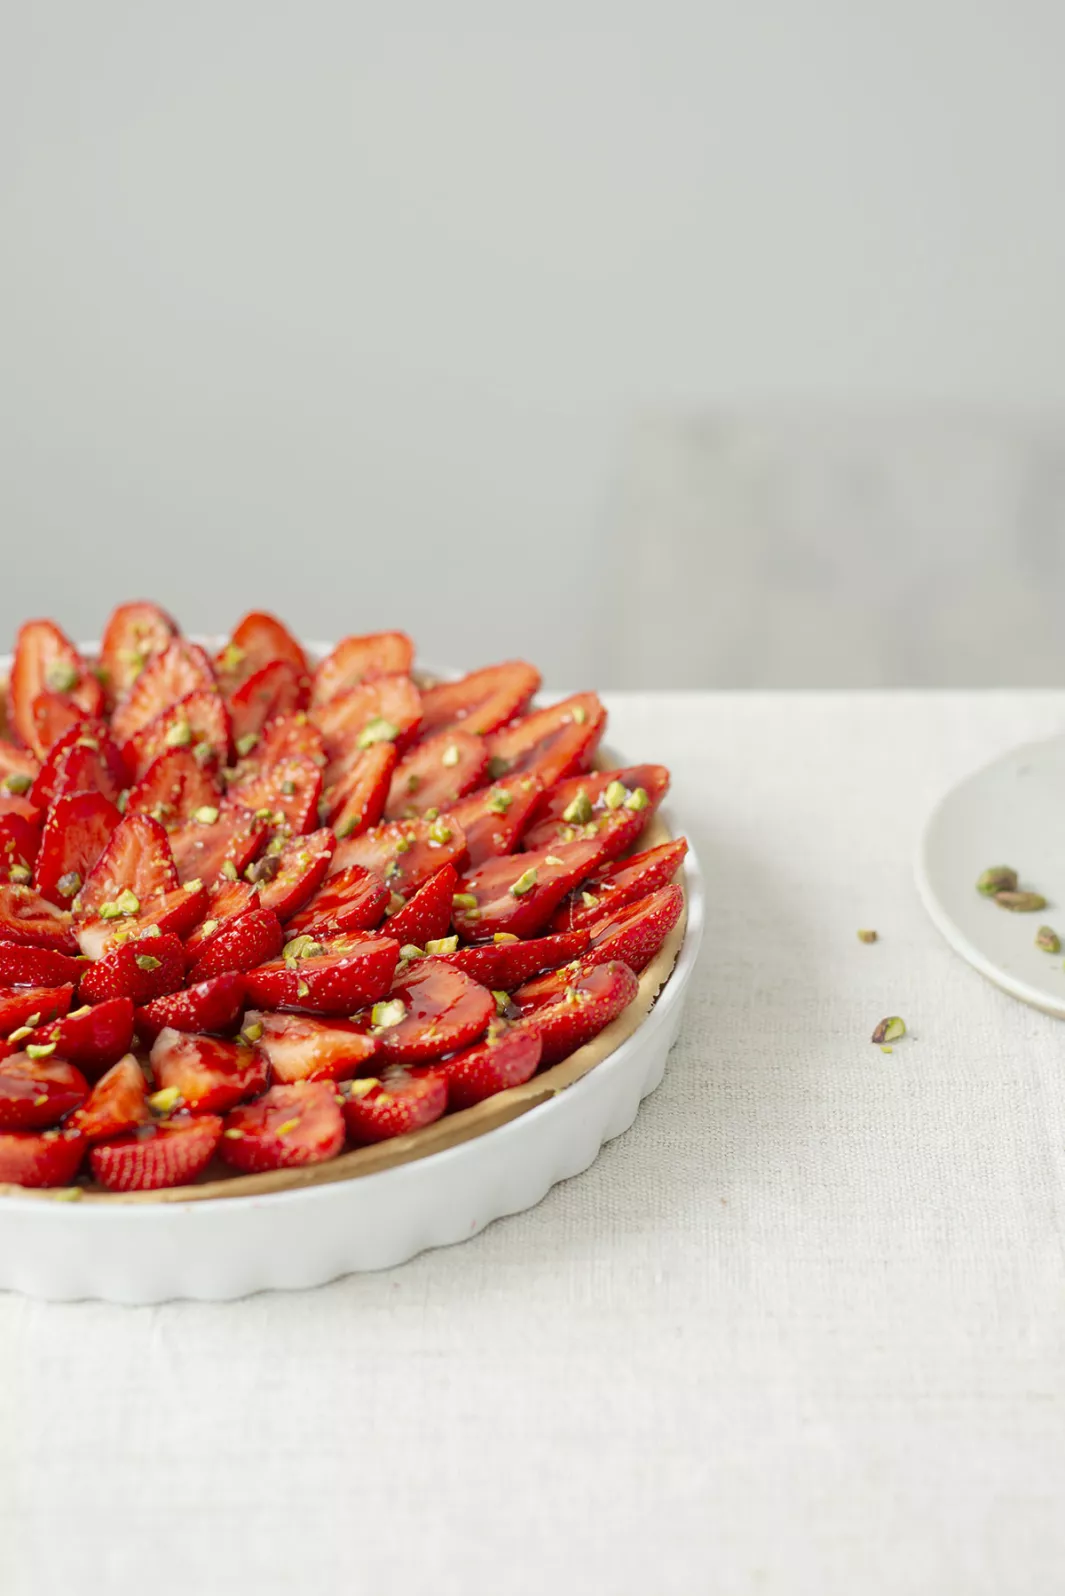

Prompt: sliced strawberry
[
  {"left": 79, "top": 931, "right": 185, "bottom": 1005},
  {"left": 0, "top": 1052, "right": 89, "bottom": 1129},
  {"left": 0, "top": 740, "right": 42, "bottom": 793},
  {"left": 126, "top": 747, "right": 222, "bottom": 828},
  {"left": 68, "top": 1053, "right": 150, "bottom": 1141},
  {"left": 0, "top": 940, "right": 82, "bottom": 986},
  {"left": 135, "top": 972, "right": 246, "bottom": 1045},
  {"left": 220, "top": 1080, "right": 345, "bottom": 1172},
  {"left": 441, "top": 773, "right": 544, "bottom": 867},
  {"left": 585, "top": 882, "right": 684, "bottom": 974},
  {"left": 252, "top": 829, "right": 334, "bottom": 921},
  {"left": 522, "top": 764, "right": 670, "bottom": 854},
  {"left": 9, "top": 621, "right": 102, "bottom": 756},
  {"left": 245, "top": 1008, "right": 376, "bottom": 1084},
  {"left": 0, "top": 813, "right": 40, "bottom": 884},
  {"left": 254, "top": 712, "right": 327, "bottom": 769},
  {"left": 0, "top": 885, "right": 77, "bottom": 951},
  {"left": 243, "top": 933, "right": 399, "bottom": 1014},
  {"left": 383, "top": 864, "right": 457, "bottom": 948},
  {"left": 75, "top": 813, "right": 178, "bottom": 922},
  {"left": 215, "top": 611, "right": 308, "bottom": 695},
  {"left": 548, "top": 837, "right": 688, "bottom": 934},
  {"left": 311, "top": 632, "right": 414, "bottom": 705},
  {"left": 360, "top": 959, "right": 494, "bottom": 1063},
  {"left": 110, "top": 639, "right": 216, "bottom": 748},
  {"left": 385, "top": 730, "right": 488, "bottom": 821},
  {"left": 439, "top": 1024, "right": 542, "bottom": 1110},
  {"left": 328, "top": 816, "right": 467, "bottom": 899},
  {"left": 124, "top": 690, "right": 231, "bottom": 780},
  {"left": 181, "top": 879, "right": 257, "bottom": 967},
  {"left": 0, "top": 984, "right": 73, "bottom": 1038},
  {"left": 76, "top": 880, "right": 210, "bottom": 961},
  {"left": 284, "top": 864, "right": 388, "bottom": 938},
  {"left": 31, "top": 690, "right": 98, "bottom": 755},
  {"left": 451, "top": 836, "right": 608, "bottom": 942},
  {"left": 22, "top": 997, "right": 135, "bottom": 1078},
  {"left": 0, "top": 795, "right": 41, "bottom": 825},
  {"left": 99, "top": 601, "right": 179, "bottom": 705},
  {"left": 150, "top": 1027, "right": 266, "bottom": 1114},
  {"left": 437, "top": 929, "right": 590, "bottom": 990},
  {"left": 188, "top": 906, "right": 284, "bottom": 982},
  {"left": 30, "top": 721, "right": 125, "bottom": 810},
  {"left": 89, "top": 1114, "right": 222, "bottom": 1192},
  {"left": 417, "top": 660, "right": 541, "bottom": 739},
  {"left": 342, "top": 1065, "right": 447, "bottom": 1144},
  {"left": 311, "top": 674, "right": 422, "bottom": 760},
  {"left": 485, "top": 693, "right": 606, "bottom": 788},
  {"left": 228, "top": 754, "right": 321, "bottom": 836},
  {"left": 168, "top": 800, "right": 267, "bottom": 887},
  {"left": 322, "top": 743, "right": 396, "bottom": 840},
  {"left": 35, "top": 792, "right": 122, "bottom": 906},
  {"left": 227, "top": 659, "right": 308, "bottom": 747},
  {"left": 0, "top": 1127, "right": 85, "bottom": 1187},
  {"left": 514, "top": 960, "right": 638, "bottom": 1066}
]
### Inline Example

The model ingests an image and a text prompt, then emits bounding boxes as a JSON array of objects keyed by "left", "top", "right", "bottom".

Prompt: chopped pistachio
[
  {"left": 116, "top": 790, "right": 129, "bottom": 813},
  {"left": 423, "top": 806, "right": 440, "bottom": 821},
  {"left": 134, "top": 954, "right": 161, "bottom": 972},
  {"left": 45, "top": 659, "right": 79, "bottom": 693},
  {"left": 453, "top": 893, "right": 479, "bottom": 912},
  {"left": 406, "top": 773, "right": 421, "bottom": 795},
  {"left": 192, "top": 741, "right": 215, "bottom": 767},
  {"left": 194, "top": 805, "right": 220, "bottom": 825},
  {"left": 571, "top": 704, "right": 587, "bottom": 725},
  {"left": 221, "top": 859, "right": 239, "bottom": 882},
  {"left": 6, "top": 1025, "right": 33, "bottom": 1044},
  {"left": 510, "top": 867, "right": 538, "bottom": 897},
  {"left": 425, "top": 935, "right": 459, "bottom": 956},
  {"left": 280, "top": 778, "right": 296, "bottom": 797},
  {"left": 371, "top": 998, "right": 407, "bottom": 1029},
  {"left": 856, "top": 928, "right": 878, "bottom": 945},
  {"left": 544, "top": 855, "right": 563, "bottom": 867},
  {"left": 74, "top": 735, "right": 99, "bottom": 752},
  {"left": 99, "top": 888, "right": 141, "bottom": 920},
  {"left": 1035, "top": 925, "right": 1061, "bottom": 953},
  {"left": 580, "top": 891, "right": 599, "bottom": 910},
  {"left": 51, "top": 1186, "right": 83, "bottom": 1201},
  {"left": 335, "top": 817, "right": 357, "bottom": 840},
  {"left": 283, "top": 935, "right": 323, "bottom": 964},
  {"left": 492, "top": 990, "right": 511, "bottom": 1015},
  {"left": 623, "top": 786, "right": 650, "bottom": 812},
  {"left": 348, "top": 1077, "right": 378, "bottom": 1099},
  {"left": 55, "top": 870, "right": 82, "bottom": 898},
  {"left": 235, "top": 732, "right": 260, "bottom": 758},
  {"left": 165, "top": 719, "right": 193, "bottom": 748},
  {"left": 995, "top": 890, "right": 1047, "bottom": 913},
  {"left": 183, "top": 878, "right": 204, "bottom": 893},
  {"left": 487, "top": 756, "right": 510, "bottom": 781},
  {"left": 384, "top": 860, "right": 400, "bottom": 881},
  {"left": 871, "top": 1016, "right": 906, "bottom": 1045},
  {"left": 8, "top": 864, "right": 32, "bottom": 885},
  {"left": 976, "top": 865, "right": 1018, "bottom": 896},
  {"left": 394, "top": 835, "right": 413, "bottom": 854},
  {"left": 240, "top": 1020, "right": 265, "bottom": 1044},
  {"left": 275, "top": 1118, "right": 300, "bottom": 1137},
  {"left": 223, "top": 1127, "right": 245, "bottom": 1140},
  {"left": 295, "top": 979, "right": 311, "bottom": 998},
  {"left": 149, "top": 1086, "right": 182, "bottom": 1114},
  {"left": 1, "top": 772, "right": 32, "bottom": 795},
  {"left": 487, "top": 790, "right": 513, "bottom": 815},
  {"left": 33, "top": 1094, "right": 49, "bottom": 1107},
  {"left": 25, "top": 1042, "right": 57, "bottom": 1059},
  {"left": 399, "top": 944, "right": 425, "bottom": 960},
  {"left": 428, "top": 820, "right": 452, "bottom": 845},
  {"left": 493, "top": 932, "right": 520, "bottom": 944},
  {"left": 25, "top": 1013, "right": 41, "bottom": 1027},
  {"left": 199, "top": 918, "right": 219, "bottom": 941},
  {"left": 603, "top": 780, "right": 628, "bottom": 810},
  {"left": 441, "top": 744, "right": 461, "bottom": 768},
  {"left": 68, "top": 1005, "right": 91, "bottom": 1018},
  {"left": 562, "top": 790, "right": 593, "bottom": 825},
  {"left": 387, "top": 892, "right": 407, "bottom": 915},
  {"left": 218, "top": 642, "right": 245, "bottom": 673},
  {"left": 356, "top": 716, "right": 400, "bottom": 750}
]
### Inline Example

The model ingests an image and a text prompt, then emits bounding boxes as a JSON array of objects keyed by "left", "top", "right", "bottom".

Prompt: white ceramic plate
[{"left": 916, "top": 734, "right": 1065, "bottom": 1017}]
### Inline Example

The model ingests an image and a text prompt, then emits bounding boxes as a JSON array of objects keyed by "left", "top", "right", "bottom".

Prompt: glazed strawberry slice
[
  {"left": 76, "top": 880, "right": 210, "bottom": 962},
  {"left": 99, "top": 601, "right": 178, "bottom": 705},
  {"left": 168, "top": 800, "right": 268, "bottom": 887},
  {"left": 243, "top": 933, "right": 399, "bottom": 1014},
  {"left": 135, "top": 972, "right": 246, "bottom": 1045},
  {"left": 35, "top": 792, "right": 122, "bottom": 907},
  {"left": 0, "top": 940, "right": 82, "bottom": 986},
  {"left": 385, "top": 730, "right": 488, "bottom": 821},
  {"left": 521, "top": 764, "right": 670, "bottom": 854},
  {"left": 515, "top": 960, "right": 638, "bottom": 1066},
  {"left": 0, "top": 984, "right": 73, "bottom": 1038},
  {"left": 126, "top": 747, "right": 223, "bottom": 828},
  {"left": 0, "top": 1127, "right": 85, "bottom": 1187},
  {"left": 220, "top": 1080, "right": 345, "bottom": 1172},
  {"left": 361, "top": 959, "right": 494, "bottom": 1063},
  {"left": 227, "top": 659, "right": 308, "bottom": 748},
  {"left": 437, "top": 929, "right": 590, "bottom": 991},
  {"left": 252, "top": 829, "right": 334, "bottom": 921},
  {"left": 311, "top": 674, "right": 422, "bottom": 760},
  {"left": 31, "top": 690, "right": 98, "bottom": 756},
  {"left": 68, "top": 1053, "right": 150, "bottom": 1140},
  {"left": 215, "top": 611, "right": 308, "bottom": 694},
  {"left": 79, "top": 931, "right": 184, "bottom": 1005},
  {"left": 441, "top": 773, "right": 544, "bottom": 867},
  {"left": 181, "top": 879, "right": 257, "bottom": 967},
  {"left": 0, "top": 1052, "right": 89, "bottom": 1129},
  {"left": 485, "top": 693, "right": 606, "bottom": 788},
  {"left": 0, "top": 813, "right": 40, "bottom": 884},
  {"left": 311, "top": 632, "right": 414, "bottom": 705},
  {"left": 451, "top": 836, "right": 608, "bottom": 942},
  {"left": 228, "top": 754, "right": 321, "bottom": 836},
  {"left": 9, "top": 620, "right": 102, "bottom": 756},
  {"left": 0, "top": 739, "right": 42, "bottom": 794},
  {"left": 584, "top": 882, "right": 685, "bottom": 974},
  {"left": 75, "top": 813, "right": 178, "bottom": 920},
  {"left": 30, "top": 720, "right": 126, "bottom": 810},
  {"left": 438, "top": 1024, "right": 542, "bottom": 1110},
  {"left": 21, "top": 997, "right": 135, "bottom": 1078},
  {"left": 244, "top": 1008, "right": 376, "bottom": 1084},
  {"left": 322, "top": 743, "right": 396, "bottom": 840},
  {"left": 548, "top": 837, "right": 688, "bottom": 934},
  {"left": 253, "top": 712, "right": 327, "bottom": 770},
  {"left": 383, "top": 864, "right": 457, "bottom": 948},
  {"left": 0, "top": 885, "right": 78, "bottom": 951},
  {"left": 328, "top": 816, "right": 467, "bottom": 899},
  {"left": 110, "top": 639, "right": 216, "bottom": 747},
  {"left": 89, "top": 1115, "right": 222, "bottom": 1192},
  {"left": 187, "top": 906, "right": 284, "bottom": 982},
  {"left": 342, "top": 1065, "right": 447, "bottom": 1144},
  {"left": 284, "top": 864, "right": 388, "bottom": 938},
  {"left": 150, "top": 1027, "right": 266, "bottom": 1114},
  {"left": 417, "top": 660, "right": 541, "bottom": 739},
  {"left": 125, "top": 690, "right": 231, "bottom": 780},
  {"left": 0, "top": 795, "right": 41, "bottom": 827}
]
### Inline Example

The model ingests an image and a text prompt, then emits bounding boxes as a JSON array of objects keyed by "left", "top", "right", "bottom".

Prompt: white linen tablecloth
[{"left": 4, "top": 691, "right": 1065, "bottom": 1596}]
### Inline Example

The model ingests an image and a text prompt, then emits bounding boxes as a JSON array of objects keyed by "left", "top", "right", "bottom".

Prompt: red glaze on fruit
[
  {"left": 322, "top": 742, "right": 397, "bottom": 840},
  {"left": 110, "top": 639, "right": 216, "bottom": 747},
  {"left": 0, "top": 940, "right": 82, "bottom": 986},
  {"left": 79, "top": 931, "right": 185, "bottom": 1005},
  {"left": 124, "top": 690, "right": 231, "bottom": 779},
  {"left": 521, "top": 764, "right": 670, "bottom": 855},
  {"left": 451, "top": 836, "right": 609, "bottom": 942},
  {"left": 75, "top": 814, "right": 179, "bottom": 920},
  {"left": 361, "top": 959, "right": 494, "bottom": 1064},
  {"left": 150, "top": 1027, "right": 267, "bottom": 1115},
  {"left": 243, "top": 933, "right": 400, "bottom": 1015},
  {"left": 417, "top": 660, "right": 541, "bottom": 739},
  {"left": 441, "top": 773, "right": 544, "bottom": 868},
  {"left": 0, "top": 885, "right": 78, "bottom": 951},
  {"left": 227, "top": 659, "right": 308, "bottom": 749},
  {"left": 168, "top": 800, "right": 268, "bottom": 888},
  {"left": 77, "top": 880, "right": 210, "bottom": 962},
  {"left": 438, "top": 1024, "right": 542, "bottom": 1110},
  {"left": 312, "top": 632, "right": 414, "bottom": 705},
  {"left": 181, "top": 880, "right": 257, "bottom": 967},
  {"left": 245, "top": 1008, "right": 376, "bottom": 1084},
  {"left": 135, "top": 972, "right": 246, "bottom": 1044},
  {"left": 220, "top": 1080, "right": 345, "bottom": 1172},
  {"left": 514, "top": 960, "right": 639, "bottom": 1066},
  {"left": 0, "top": 1127, "right": 85, "bottom": 1187},
  {"left": 342, "top": 1065, "right": 447, "bottom": 1144},
  {"left": 383, "top": 864, "right": 457, "bottom": 949},
  {"left": 585, "top": 882, "right": 685, "bottom": 973},
  {"left": 35, "top": 792, "right": 122, "bottom": 907},
  {"left": 228, "top": 754, "right": 321, "bottom": 836},
  {"left": 215, "top": 611, "right": 308, "bottom": 694},
  {"left": 252, "top": 829, "right": 335, "bottom": 922},
  {"left": 385, "top": 730, "right": 488, "bottom": 821},
  {"left": 21, "top": 997, "right": 136, "bottom": 1078},
  {"left": 0, "top": 1052, "right": 90, "bottom": 1130},
  {"left": 9, "top": 621, "right": 102, "bottom": 757},
  {"left": 328, "top": 816, "right": 467, "bottom": 899},
  {"left": 0, "top": 984, "right": 74, "bottom": 1038},
  {"left": 548, "top": 837, "right": 688, "bottom": 934},
  {"left": 254, "top": 712, "right": 327, "bottom": 770},
  {"left": 188, "top": 906, "right": 284, "bottom": 982},
  {"left": 126, "top": 747, "right": 223, "bottom": 829},
  {"left": 0, "top": 813, "right": 40, "bottom": 884},
  {"left": 284, "top": 863, "right": 388, "bottom": 938},
  {"left": 436, "top": 929, "right": 590, "bottom": 991},
  {"left": 484, "top": 692, "right": 606, "bottom": 790},
  {"left": 89, "top": 1115, "right": 222, "bottom": 1192},
  {"left": 68, "top": 1053, "right": 150, "bottom": 1141},
  {"left": 311, "top": 674, "right": 422, "bottom": 759},
  {"left": 30, "top": 721, "right": 126, "bottom": 811},
  {"left": 31, "top": 691, "right": 99, "bottom": 756},
  {"left": 99, "top": 602, "right": 178, "bottom": 705},
  {"left": 0, "top": 740, "right": 42, "bottom": 790}
]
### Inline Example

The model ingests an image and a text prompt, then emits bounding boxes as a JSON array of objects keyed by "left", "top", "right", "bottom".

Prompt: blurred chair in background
[{"left": 605, "top": 413, "right": 1065, "bottom": 688}]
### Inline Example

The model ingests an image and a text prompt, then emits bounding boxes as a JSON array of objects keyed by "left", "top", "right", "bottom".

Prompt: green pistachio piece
[
  {"left": 995, "top": 890, "right": 1047, "bottom": 912},
  {"left": 428, "top": 820, "right": 453, "bottom": 845},
  {"left": 116, "top": 790, "right": 129, "bottom": 812},
  {"left": 241, "top": 1020, "right": 265, "bottom": 1043},
  {"left": 6, "top": 1025, "right": 33, "bottom": 1044},
  {"left": 399, "top": 944, "right": 425, "bottom": 960},
  {"left": 283, "top": 935, "right": 324, "bottom": 964},
  {"left": 55, "top": 870, "right": 82, "bottom": 899},
  {"left": 8, "top": 864, "right": 32, "bottom": 885},
  {"left": 356, "top": 717, "right": 400, "bottom": 750},
  {"left": 25, "top": 1042, "right": 57, "bottom": 1059},
  {"left": 487, "top": 790, "right": 513, "bottom": 815},
  {"left": 199, "top": 918, "right": 219, "bottom": 941},
  {"left": 295, "top": 979, "right": 311, "bottom": 998},
  {"left": 371, "top": 998, "right": 407, "bottom": 1029},
  {"left": 871, "top": 1016, "right": 906, "bottom": 1045},
  {"left": 623, "top": 786, "right": 650, "bottom": 811},
  {"left": 1035, "top": 925, "right": 1061, "bottom": 953},
  {"left": 45, "top": 660, "right": 79, "bottom": 693},
  {"left": 580, "top": 891, "right": 599, "bottom": 909},
  {"left": 571, "top": 705, "right": 587, "bottom": 725},
  {"left": 165, "top": 719, "right": 193, "bottom": 748},
  {"left": 487, "top": 756, "right": 510, "bottom": 781},
  {"left": 493, "top": 932, "right": 520, "bottom": 944},
  {"left": 223, "top": 1127, "right": 245, "bottom": 1140},
  {"left": 856, "top": 928, "right": 878, "bottom": 944},
  {"left": 387, "top": 891, "right": 407, "bottom": 915},
  {"left": 394, "top": 835, "right": 413, "bottom": 854},
  {"left": 510, "top": 867, "right": 538, "bottom": 897},
  {"left": 149, "top": 1086, "right": 182, "bottom": 1114},
  {"left": 441, "top": 744, "right": 461, "bottom": 769},
  {"left": 1, "top": 772, "right": 32, "bottom": 795},
  {"left": 425, "top": 935, "right": 459, "bottom": 955},
  {"left": 280, "top": 779, "right": 296, "bottom": 797},
  {"left": 194, "top": 805, "right": 220, "bottom": 825},
  {"left": 976, "top": 865, "right": 1018, "bottom": 895},
  {"left": 603, "top": 781, "right": 628, "bottom": 810},
  {"left": 562, "top": 790, "right": 593, "bottom": 825},
  {"left": 452, "top": 893, "right": 479, "bottom": 911},
  {"left": 221, "top": 859, "right": 239, "bottom": 881},
  {"left": 275, "top": 1118, "right": 300, "bottom": 1137},
  {"left": 235, "top": 732, "right": 260, "bottom": 758},
  {"left": 544, "top": 854, "right": 563, "bottom": 867},
  {"left": 492, "top": 990, "right": 511, "bottom": 1015},
  {"left": 134, "top": 954, "right": 161, "bottom": 972}
]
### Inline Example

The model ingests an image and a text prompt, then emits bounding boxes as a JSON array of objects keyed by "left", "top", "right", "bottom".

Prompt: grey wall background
[{"left": 3, "top": 3, "right": 1064, "bottom": 686}]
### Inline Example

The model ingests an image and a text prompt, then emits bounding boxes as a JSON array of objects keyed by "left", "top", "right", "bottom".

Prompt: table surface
[{"left": 5, "top": 691, "right": 1065, "bottom": 1596}]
